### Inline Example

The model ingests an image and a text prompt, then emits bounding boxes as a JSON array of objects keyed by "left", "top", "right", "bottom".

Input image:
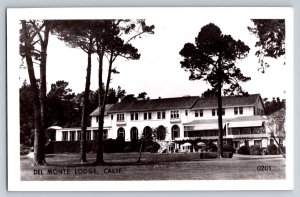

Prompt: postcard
[{"left": 7, "top": 7, "right": 293, "bottom": 191}]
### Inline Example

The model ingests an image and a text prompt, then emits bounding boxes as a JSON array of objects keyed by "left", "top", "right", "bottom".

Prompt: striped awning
[
  {"left": 228, "top": 120, "right": 264, "bottom": 128},
  {"left": 184, "top": 123, "right": 226, "bottom": 131}
]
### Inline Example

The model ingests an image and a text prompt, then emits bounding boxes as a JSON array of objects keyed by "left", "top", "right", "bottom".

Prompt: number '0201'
[{"left": 257, "top": 166, "right": 271, "bottom": 171}]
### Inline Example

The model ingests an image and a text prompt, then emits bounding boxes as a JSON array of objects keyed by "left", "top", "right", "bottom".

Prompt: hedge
[
  {"left": 237, "top": 146, "right": 250, "bottom": 155},
  {"left": 249, "top": 145, "right": 262, "bottom": 155},
  {"left": 50, "top": 138, "right": 160, "bottom": 154}
]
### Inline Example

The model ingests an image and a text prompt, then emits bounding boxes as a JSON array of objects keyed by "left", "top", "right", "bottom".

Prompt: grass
[{"left": 20, "top": 152, "right": 286, "bottom": 181}]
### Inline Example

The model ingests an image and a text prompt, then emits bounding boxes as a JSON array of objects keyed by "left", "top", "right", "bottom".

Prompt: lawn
[{"left": 20, "top": 153, "right": 286, "bottom": 181}]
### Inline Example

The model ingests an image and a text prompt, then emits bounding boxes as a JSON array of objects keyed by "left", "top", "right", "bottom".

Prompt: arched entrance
[
  {"left": 171, "top": 125, "right": 180, "bottom": 140},
  {"left": 156, "top": 125, "right": 166, "bottom": 141},
  {"left": 130, "top": 127, "right": 138, "bottom": 141},
  {"left": 117, "top": 127, "right": 125, "bottom": 138},
  {"left": 143, "top": 126, "right": 152, "bottom": 140}
]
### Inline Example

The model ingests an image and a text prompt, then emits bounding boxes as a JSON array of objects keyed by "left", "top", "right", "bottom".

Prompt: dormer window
[
  {"left": 117, "top": 113, "right": 125, "bottom": 122},
  {"left": 195, "top": 109, "right": 203, "bottom": 117},
  {"left": 171, "top": 110, "right": 179, "bottom": 119},
  {"left": 212, "top": 109, "right": 216, "bottom": 116},
  {"left": 157, "top": 111, "right": 166, "bottom": 119},
  {"left": 130, "top": 112, "right": 139, "bottom": 121},
  {"left": 239, "top": 107, "right": 243, "bottom": 115},
  {"left": 234, "top": 107, "right": 238, "bottom": 115},
  {"left": 144, "top": 112, "right": 152, "bottom": 120}
]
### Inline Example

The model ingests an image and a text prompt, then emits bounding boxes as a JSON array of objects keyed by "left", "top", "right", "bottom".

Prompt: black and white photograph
[{"left": 7, "top": 7, "right": 293, "bottom": 191}]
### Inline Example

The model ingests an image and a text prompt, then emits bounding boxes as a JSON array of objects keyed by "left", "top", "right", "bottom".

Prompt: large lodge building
[{"left": 55, "top": 94, "right": 279, "bottom": 152}]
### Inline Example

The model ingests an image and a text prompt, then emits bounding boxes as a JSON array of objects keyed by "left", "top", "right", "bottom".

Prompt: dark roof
[
  {"left": 192, "top": 94, "right": 261, "bottom": 109},
  {"left": 89, "top": 94, "right": 264, "bottom": 116},
  {"left": 107, "top": 96, "right": 199, "bottom": 113},
  {"left": 89, "top": 104, "right": 114, "bottom": 116}
]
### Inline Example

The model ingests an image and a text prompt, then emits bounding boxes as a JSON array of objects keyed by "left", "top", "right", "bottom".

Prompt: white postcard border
[{"left": 7, "top": 7, "right": 294, "bottom": 191}]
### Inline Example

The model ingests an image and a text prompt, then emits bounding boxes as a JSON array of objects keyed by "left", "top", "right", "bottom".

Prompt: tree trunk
[
  {"left": 80, "top": 37, "right": 93, "bottom": 162},
  {"left": 217, "top": 67, "right": 224, "bottom": 158},
  {"left": 96, "top": 49, "right": 114, "bottom": 164},
  {"left": 96, "top": 46, "right": 105, "bottom": 164},
  {"left": 96, "top": 48, "right": 114, "bottom": 164},
  {"left": 137, "top": 137, "right": 145, "bottom": 163},
  {"left": 21, "top": 21, "right": 45, "bottom": 165},
  {"left": 39, "top": 22, "right": 50, "bottom": 153}
]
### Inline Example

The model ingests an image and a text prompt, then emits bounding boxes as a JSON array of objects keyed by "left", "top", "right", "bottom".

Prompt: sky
[{"left": 19, "top": 17, "right": 288, "bottom": 100}]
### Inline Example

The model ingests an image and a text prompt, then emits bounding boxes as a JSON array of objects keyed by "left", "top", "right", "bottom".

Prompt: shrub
[
  {"left": 152, "top": 142, "right": 160, "bottom": 153},
  {"left": 145, "top": 146, "right": 154, "bottom": 152},
  {"left": 223, "top": 152, "right": 233, "bottom": 158},
  {"left": 207, "top": 142, "right": 218, "bottom": 152},
  {"left": 223, "top": 145, "right": 235, "bottom": 153},
  {"left": 123, "top": 146, "right": 132, "bottom": 153},
  {"left": 249, "top": 145, "right": 262, "bottom": 155},
  {"left": 200, "top": 152, "right": 218, "bottom": 159},
  {"left": 267, "top": 144, "right": 278, "bottom": 155},
  {"left": 237, "top": 146, "right": 250, "bottom": 155}
]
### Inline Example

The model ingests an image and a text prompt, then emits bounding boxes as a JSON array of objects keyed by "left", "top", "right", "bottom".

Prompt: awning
[
  {"left": 182, "top": 142, "right": 192, "bottom": 147},
  {"left": 197, "top": 142, "right": 206, "bottom": 146},
  {"left": 184, "top": 123, "right": 226, "bottom": 131},
  {"left": 228, "top": 120, "right": 264, "bottom": 128}
]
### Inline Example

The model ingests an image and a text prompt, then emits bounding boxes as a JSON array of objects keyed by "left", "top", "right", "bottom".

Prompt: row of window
[
  {"left": 195, "top": 107, "right": 243, "bottom": 117},
  {"left": 183, "top": 126, "right": 265, "bottom": 138},
  {"left": 116, "top": 125, "right": 181, "bottom": 141},
  {"left": 104, "top": 107, "right": 247, "bottom": 122},
  {"left": 61, "top": 130, "right": 108, "bottom": 141},
  {"left": 116, "top": 111, "right": 171, "bottom": 122}
]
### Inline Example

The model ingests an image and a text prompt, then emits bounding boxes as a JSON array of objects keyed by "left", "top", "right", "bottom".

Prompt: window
[
  {"left": 171, "top": 110, "right": 179, "bottom": 119},
  {"left": 212, "top": 109, "right": 216, "bottom": 116},
  {"left": 240, "top": 128, "right": 251, "bottom": 135},
  {"left": 254, "top": 140, "right": 262, "bottom": 147},
  {"left": 117, "top": 113, "right": 125, "bottom": 122},
  {"left": 111, "top": 114, "right": 113, "bottom": 120},
  {"left": 62, "top": 131, "right": 68, "bottom": 141},
  {"left": 70, "top": 131, "right": 76, "bottom": 141},
  {"left": 131, "top": 112, "right": 139, "bottom": 121},
  {"left": 148, "top": 112, "right": 152, "bottom": 120},
  {"left": 239, "top": 107, "right": 243, "bottom": 115},
  {"left": 195, "top": 111, "right": 198, "bottom": 117},
  {"left": 130, "top": 127, "right": 138, "bottom": 141},
  {"left": 96, "top": 116, "right": 99, "bottom": 122},
  {"left": 234, "top": 107, "right": 238, "bottom": 115},
  {"left": 171, "top": 125, "right": 180, "bottom": 140},
  {"left": 162, "top": 111, "right": 165, "bottom": 119},
  {"left": 117, "top": 127, "right": 125, "bottom": 138},
  {"left": 157, "top": 111, "right": 166, "bottom": 119},
  {"left": 185, "top": 110, "right": 188, "bottom": 116},
  {"left": 77, "top": 131, "right": 81, "bottom": 141},
  {"left": 93, "top": 130, "right": 98, "bottom": 140},
  {"left": 86, "top": 130, "right": 91, "bottom": 140},
  {"left": 200, "top": 109, "right": 203, "bottom": 117},
  {"left": 103, "top": 129, "right": 108, "bottom": 140},
  {"left": 143, "top": 112, "right": 152, "bottom": 120},
  {"left": 143, "top": 126, "right": 152, "bottom": 140}
]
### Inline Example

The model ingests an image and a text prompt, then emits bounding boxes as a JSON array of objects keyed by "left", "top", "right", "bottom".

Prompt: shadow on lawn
[{"left": 44, "top": 160, "right": 158, "bottom": 167}]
